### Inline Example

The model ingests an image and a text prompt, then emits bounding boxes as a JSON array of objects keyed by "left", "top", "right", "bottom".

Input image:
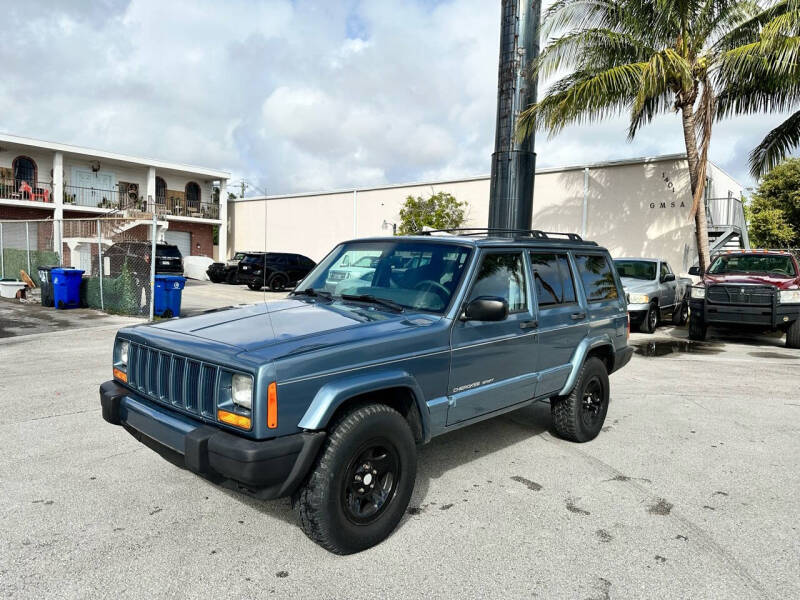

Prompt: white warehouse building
[{"left": 228, "top": 154, "right": 747, "bottom": 274}]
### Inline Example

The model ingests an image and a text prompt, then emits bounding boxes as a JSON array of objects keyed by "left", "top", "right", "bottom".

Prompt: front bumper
[
  {"left": 100, "top": 381, "right": 325, "bottom": 499},
  {"left": 690, "top": 299, "right": 800, "bottom": 328},
  {"left": 626, "top": 305, "right": 648, "bottom": 321}
]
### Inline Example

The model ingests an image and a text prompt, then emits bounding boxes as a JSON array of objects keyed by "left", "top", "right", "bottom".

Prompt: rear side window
[
  {"left": 530, "top": 253, "right": 576, "bottom": 306},
  {"left": 575, "top": 254, "right": 619, "bottom": 302},
  {"left": 468, "top": 252, "right": 527, "bottom": 313}
]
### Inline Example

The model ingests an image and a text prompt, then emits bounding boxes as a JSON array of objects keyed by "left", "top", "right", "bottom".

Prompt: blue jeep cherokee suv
[{"left": 100, "top": 230, "right": 632, "bottom": 553}]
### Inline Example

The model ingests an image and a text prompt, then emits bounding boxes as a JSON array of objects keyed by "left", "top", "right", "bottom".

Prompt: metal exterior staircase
[{"left": 706, "top": 197, "right": 750, "bottom": 253}]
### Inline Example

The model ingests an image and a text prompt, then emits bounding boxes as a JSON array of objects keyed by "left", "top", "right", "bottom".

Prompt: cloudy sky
[{"left": 0, "top": 0, "right": 792, "bottom": 195}]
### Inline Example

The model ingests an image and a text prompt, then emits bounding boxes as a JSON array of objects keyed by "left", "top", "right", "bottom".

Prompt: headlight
[
  {"left": 231, "top": 374, "right": 253, "bottom": 410},
  {"left": 116, "top": 340, "right": 129, "bottom": 369},
  {"left": 691, "top": 286, "right": 706, "bottom": 299},
  {"left": 628, "top": 293, "right": 649, "bottom": 304},
  {"left": 779, "top": 289, "right": 800, "bottom": 304}
]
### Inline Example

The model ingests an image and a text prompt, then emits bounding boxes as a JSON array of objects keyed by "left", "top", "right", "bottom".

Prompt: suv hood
[
  {"left": 703, "top": 274, "right": 798, "bottom": 290},
  {"left": 148, "top": 299, "right": 439, "bottom": 354}
]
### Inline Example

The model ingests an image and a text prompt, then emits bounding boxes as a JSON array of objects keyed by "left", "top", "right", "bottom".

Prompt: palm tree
[
  {"left": 517, "top": 0, "right": 782, "bottom": 271},
  {"left": 715, "top": 1, "right": 800, "bottom": 177}
]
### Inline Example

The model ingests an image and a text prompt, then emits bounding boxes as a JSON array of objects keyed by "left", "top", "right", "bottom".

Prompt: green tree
[
  {"left": 397, "top": 192, "right": 467, "bottom": 235},
  {"left": 516, "top": 0, "right": 787, "bottom": 272},
  {"left": 746, "top": 158, "right": 800, "bottom": 247}
]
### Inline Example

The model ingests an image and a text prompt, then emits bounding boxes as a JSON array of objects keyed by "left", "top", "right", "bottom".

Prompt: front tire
[
  {"left": 269, "top": 273, "right": 288, "bottom": 292},
  {"left": 688, "top": 311, "right": 707, "bottom": 341},
  {"left": 640, "top": 302, "right": 658, "bottom": 333},
  {"left": 787, "top": 319, "right": 800, "bottom": 349},
  {"left": 296, "top": 404, "right": 417, "bottom": 554},
  {"left": 247, "top": 281, "right": 262, "bottom": 291},
  {"left": 551, "top": 357, "right": 609, "bottom": 443}
]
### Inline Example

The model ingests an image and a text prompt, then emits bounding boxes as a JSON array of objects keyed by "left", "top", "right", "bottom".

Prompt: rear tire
[
  {"left": 688, "top": 311, "right": 707, "bottom": 341},
  {"left": 672, "top": 301, "right": 689, "bottom": 326},
  {"left": 296, "top": 404, "right": 417, "bottom": 554},
  {"left": 208, "top": 274, "right": 223, "bottom": 284},
  {"left": 640, "top": 302, "right": 658, "bottom": 334},
  {"left": 787, "top": 319, "right": 800, "bottom": 349},
  {"left": 551, "top": 357, "right": 609, "bottom": 443}
]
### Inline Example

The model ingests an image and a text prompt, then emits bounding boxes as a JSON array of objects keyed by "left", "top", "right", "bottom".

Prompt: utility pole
[{"left": 488, "top": 0, "right": 541, "bottom": 231}]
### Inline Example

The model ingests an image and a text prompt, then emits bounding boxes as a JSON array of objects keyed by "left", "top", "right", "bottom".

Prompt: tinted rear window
[
  {"left": 158, "top": 245, "right": 181, "bottom": 258},
  {"left": 575, "top": 254, "right": 619, "bottom": 302}
]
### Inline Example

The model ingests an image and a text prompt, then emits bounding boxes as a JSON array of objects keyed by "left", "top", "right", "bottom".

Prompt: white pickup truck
[{"left": 613, "top": 258, "right": 692, "bottom": 333}]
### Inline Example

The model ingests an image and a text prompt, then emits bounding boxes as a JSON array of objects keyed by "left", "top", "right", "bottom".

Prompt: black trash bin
[{"left": 37, "top": 265, "right": 63, "bottom": 307}]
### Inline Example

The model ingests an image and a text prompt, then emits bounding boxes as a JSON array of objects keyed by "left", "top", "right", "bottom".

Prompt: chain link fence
[{"left": 1, "top": 217, "right": 158, "bottom": 317}]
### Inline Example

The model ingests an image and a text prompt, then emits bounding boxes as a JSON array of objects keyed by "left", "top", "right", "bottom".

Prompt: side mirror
[
  {"left": 688, "top": 266, "right": 701, "bottom": 276},
  {"left": 462, "top": 296, "right": 509, "bottom": 322},
  {"left": 662, "top": 273, "right": 676, "bottom": 282}
]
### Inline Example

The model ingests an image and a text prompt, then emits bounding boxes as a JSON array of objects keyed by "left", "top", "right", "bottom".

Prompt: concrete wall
[{"left": 225, "top": 155, "right": 743, "bottom": 273}]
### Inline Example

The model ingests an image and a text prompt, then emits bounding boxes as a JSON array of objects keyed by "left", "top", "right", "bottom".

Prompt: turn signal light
[
  {"left": 113, "top": 367, "right": 127, "bottom": 383},
  {"left": 218, "top": 409, "right": 252, "bottom": 430},
  {"left": 267, "top": 381, "right": 278, "bottom": 429}
]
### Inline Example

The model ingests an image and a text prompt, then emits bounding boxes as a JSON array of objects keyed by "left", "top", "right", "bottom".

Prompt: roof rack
[{"left": 417, "top": 228, "right": 584, "bottom": 241}]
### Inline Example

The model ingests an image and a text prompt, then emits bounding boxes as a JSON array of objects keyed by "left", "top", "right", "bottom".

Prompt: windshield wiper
[
  {"left": 290, "top": 288, "right": 333, "bottom": 301},
  {"left": 340, "top": 293, "right": 405, "bottom": 313}
]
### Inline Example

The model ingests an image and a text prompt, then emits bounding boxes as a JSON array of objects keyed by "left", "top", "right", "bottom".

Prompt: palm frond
[
  {"left": 533, "top": 28, "right": 655, "bottom": 80},
  {"left": 518, "top": 63, "right": 647, "bottom": 139},
  {"left": 749, "top": 109, "right": 800, "bottom": 177}
]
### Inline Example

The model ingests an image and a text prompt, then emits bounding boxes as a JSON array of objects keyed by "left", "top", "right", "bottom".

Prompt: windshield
[
  {"left": 614, "top": 260, "right": 657, "bottom": 281},
  {"left": 298, "top": 240, "right": 473, "bottom": 313},
  {"left": 232, "top": 252, "right": 245, "bottom": 261},
  {"left": 708, "top": 254, "right": 797, "bottom": 278}
]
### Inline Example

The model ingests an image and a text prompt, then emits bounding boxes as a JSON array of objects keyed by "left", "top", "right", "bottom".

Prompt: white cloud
[{"left": 0, "top": 0, "right": 794, "bottom": 197}]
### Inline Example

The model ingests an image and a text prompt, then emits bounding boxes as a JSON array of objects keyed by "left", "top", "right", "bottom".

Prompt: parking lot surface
[
  {"left": 180, "top": 279, "right": 286, "bottom": 317},
  {"left": 1, "top": 314, "right": 798, "bottom": 599}
]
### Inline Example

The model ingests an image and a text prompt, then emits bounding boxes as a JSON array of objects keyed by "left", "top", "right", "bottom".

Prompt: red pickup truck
[{"left": 688, "top": 251, "right": 800, "bottom": 348}]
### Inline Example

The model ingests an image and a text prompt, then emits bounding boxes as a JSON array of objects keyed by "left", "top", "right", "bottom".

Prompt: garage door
[{"left": 164, "top": 230, "right": 191, "bottom": 258}]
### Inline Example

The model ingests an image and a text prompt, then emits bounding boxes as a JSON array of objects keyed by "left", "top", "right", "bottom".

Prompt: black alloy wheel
[
  {"left": 580, "top": 378, "right": 605, "bottom": 431},
  {"left": 342, "top": 440, "right": 400, "bottom": 525},
  {"left": 269, "top": 274, "right": 288, "bottom": 292}
]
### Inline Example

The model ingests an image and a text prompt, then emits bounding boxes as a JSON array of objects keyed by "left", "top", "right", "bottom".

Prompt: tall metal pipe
[{"left": 488, "top": 0, "right": 541, "bottom": 230}]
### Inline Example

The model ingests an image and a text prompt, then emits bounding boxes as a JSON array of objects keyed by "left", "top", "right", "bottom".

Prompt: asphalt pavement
[{"left": 0, "top": 314, "right": 798, "bottom": 599}]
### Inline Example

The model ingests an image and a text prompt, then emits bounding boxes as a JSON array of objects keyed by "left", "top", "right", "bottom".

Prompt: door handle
[
  {"left": 520, "top": 320, "right": 538, "bottom": 330},
  {"left": 571, "top": 312, "right": 586, "bottom": 320}
]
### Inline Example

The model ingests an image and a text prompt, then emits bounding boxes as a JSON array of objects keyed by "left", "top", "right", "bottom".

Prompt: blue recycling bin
[
  {"left": 154, "top": 274, "right": 186, "bottom": 318},
  {"left": 52, "top": 268, "right": 85, "bottom": 309}
]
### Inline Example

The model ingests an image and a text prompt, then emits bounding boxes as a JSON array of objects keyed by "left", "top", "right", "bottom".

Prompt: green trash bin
[{"left": 37, "top": 265, "right": 63, "bottom": 307}]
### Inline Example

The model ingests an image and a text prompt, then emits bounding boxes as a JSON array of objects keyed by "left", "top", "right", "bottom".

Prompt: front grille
[
  {"left": 707, "top": 284, "right": 774, "bottom": 306},
  {"left": 127, "top": 343, "right": 218, "bottom": 417}
]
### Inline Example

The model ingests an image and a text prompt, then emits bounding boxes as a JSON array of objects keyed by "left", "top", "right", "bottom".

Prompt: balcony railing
[
  {"left": 62, "top": 184, "right": 141, "bottom": 210},
  {"left": 706, "top": 197, "right": 746, "bottom": 232},
  {"left": 153, "top": 196, "right": 220, "bottom": 219},
  {"left": 0, "top": 178, "right": 53, "bottom": 203}
]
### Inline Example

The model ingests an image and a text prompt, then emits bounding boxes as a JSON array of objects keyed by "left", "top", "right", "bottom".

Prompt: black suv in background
[
  {"left": 207, "top": 251, "right": 247, "bottom": 284},
  {"left": 237, "top": 252, "right": 316, "bottom": 291},
  {"left": 99, "top": 241, "right": 183, "bottom": 277}
]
